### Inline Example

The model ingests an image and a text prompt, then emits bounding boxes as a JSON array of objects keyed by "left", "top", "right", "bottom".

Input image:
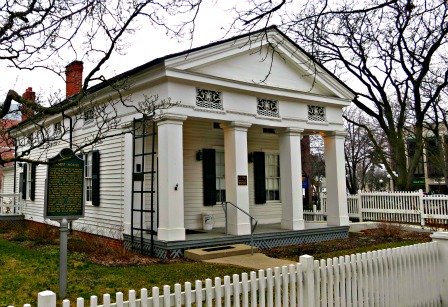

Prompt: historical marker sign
[{"left": 45, "top": 148, "right": 84, "bottom": 220}]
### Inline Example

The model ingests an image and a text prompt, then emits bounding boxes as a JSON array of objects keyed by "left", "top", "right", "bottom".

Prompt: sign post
[{"left": 45, "top": 148, "right": 84, "bottom": 298}]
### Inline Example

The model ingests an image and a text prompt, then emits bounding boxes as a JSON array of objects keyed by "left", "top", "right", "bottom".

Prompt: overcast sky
[{"left": 0, "top": 1, "right": 241, "bottom": 101}]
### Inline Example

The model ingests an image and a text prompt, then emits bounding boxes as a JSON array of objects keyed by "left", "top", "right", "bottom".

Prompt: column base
[
  {"left": 326, "top": 215, "right": 350, "bottom": 226},
  {"left": 227, "top": 222, "right": 252, "bottom": 235},
  {"left": 157, "top": 227, "right": 186, "bottom": 241},
  {"left": 281, "top": 218, "right": 305, "bottom": 230}
]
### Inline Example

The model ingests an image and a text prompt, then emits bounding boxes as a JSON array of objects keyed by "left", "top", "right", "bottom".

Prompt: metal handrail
[{"left": 220, "top": 201, "right": 258, "bottom": 255}]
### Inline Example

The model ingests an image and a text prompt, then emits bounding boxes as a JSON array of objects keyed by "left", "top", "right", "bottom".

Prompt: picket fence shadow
[{"left": 27, "top": 241, "right": 446, "bottom": 307}]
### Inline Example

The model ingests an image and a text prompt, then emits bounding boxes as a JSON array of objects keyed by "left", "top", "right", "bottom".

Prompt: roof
[{"left": 11, "top": 26, "right": 355, "bottom": 131}]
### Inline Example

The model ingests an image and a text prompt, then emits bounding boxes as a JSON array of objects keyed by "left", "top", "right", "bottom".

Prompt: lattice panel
[
  {"left": 196, "top": 88, "right": 223, "bottom": 110},
  {"left": 257, "top": 98, "right": 279, "bottom": 117},
  {"left": 308, "top": 105, "right": 326, "bottom": 122},
  {"left": 248, "top": 231, "right": 347, "bottom": 250}
]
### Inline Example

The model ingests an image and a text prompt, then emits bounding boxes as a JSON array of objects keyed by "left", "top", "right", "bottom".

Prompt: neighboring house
[
  {"left": 9, "top": 27, "right": 354, "bottom": 257},
  {"left": 407, "top": 129, "right": 448, "bottom": 193},
  {"left": 0, "top": 119, "right": 20, "bottom": 194}
]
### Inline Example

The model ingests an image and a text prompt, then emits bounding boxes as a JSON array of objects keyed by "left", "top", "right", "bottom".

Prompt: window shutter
[
  {"left": 92, "top": 150, "right": 100, "bottom": 206},
  {"left": 29, "top": 163, "right": 36, "bottom": 201},
  {"left": 202, "top": 148, "right": 216, "bottom": 206},
  {"left": 21, "top": 163, "right": 27, "bottom": 200},
  {"left": 253, "top": 151, "right": 266, "bottom": 204}
]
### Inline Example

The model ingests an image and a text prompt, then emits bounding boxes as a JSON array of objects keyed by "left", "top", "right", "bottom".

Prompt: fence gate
[{"left": 131, "top": 115, "right": 158, "bottom": 255}]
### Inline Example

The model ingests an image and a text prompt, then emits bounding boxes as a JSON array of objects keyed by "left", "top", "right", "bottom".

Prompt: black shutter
[
  {"left": 21, "top": 163, "right": 27, "bottom": 200},
  {"left": 91, "top": 150, "right": 100, "bottom": 206},
  {"left": 29, "top": 163, "right": 36, "bottom": 201},
  {"left": 253, "top": 151, "right": 266, "bottom": 204},
  {"left": 202, "top": 148, "right": 216, "bottom": 206}
]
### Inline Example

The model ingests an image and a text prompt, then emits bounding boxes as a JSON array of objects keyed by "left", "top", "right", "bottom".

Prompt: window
[
  {"left": 26, "top": 164, "right": 32, "bottom": 199},
  {"left": 215, "top": 150, "right": 226, "bottom": 203},
  {"left": 84, "top": 109, "right": 94, "bottom": 124},
  {"left": 308, "top": 105, "right": 326, "bottom": 122},
  {"left": 83, "top": 150, "right": 100, "bottom": 206},
  {"left": 84, "top": 152, "right": 93, "bottom": 202},
  {"left": 253, "top": 152, "right": 280, "bottom": 204},
  {"left": 21, "top": 163, "right": 35, "bottom": 201},
  {"left": 257, "top": 98, "right": 279, "bottom": 117},
  {"left": 265, "top": 154, "right": 280, "bottom": 201},
  {"left": 196, "top": 88, "right": 223, "bottom": 110}
]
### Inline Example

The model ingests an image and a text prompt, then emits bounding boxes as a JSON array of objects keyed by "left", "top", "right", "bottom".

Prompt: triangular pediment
[{"left": 164, "top": 28, "right": 354, "bottom": 101}]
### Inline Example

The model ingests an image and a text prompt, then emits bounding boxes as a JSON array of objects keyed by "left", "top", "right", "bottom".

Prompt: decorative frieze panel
[
  {"left": 308, "top": 105, "right": 326, "bottom": 122},
  {"left": 257, "top": 98, "right": 279, "bottom": 117},
  {"left": 196, "top": 88, "right": 223, "bottom": 110}
]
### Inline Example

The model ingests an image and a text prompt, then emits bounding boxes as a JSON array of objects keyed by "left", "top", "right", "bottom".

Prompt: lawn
[
  {"left": 0, "top": 222, "right": 248, "bottom": 306},
  {"left": 0, "top": 221, "right": 432, "bottom": 306}
]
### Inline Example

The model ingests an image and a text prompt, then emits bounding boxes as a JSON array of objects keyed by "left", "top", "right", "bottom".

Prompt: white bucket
[{"left": 202, "top": 212, "right": 214, "bottom": 231}]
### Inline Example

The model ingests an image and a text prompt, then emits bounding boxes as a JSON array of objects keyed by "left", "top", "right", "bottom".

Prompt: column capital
[
  {"left": 155, "top": 113, "right": 187, "bottom": 125},
  {"left": 220, "top": 121, "right": 252, "bottom": 131},
  {"left": 278, "top": 127, "right": 304, "bottom": 136},
  {"left": 324, "top": 131, "right": 347, "bottom": 138}
]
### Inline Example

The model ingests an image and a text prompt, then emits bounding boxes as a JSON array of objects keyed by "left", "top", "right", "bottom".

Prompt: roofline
[{"left": 10, "top": 25, "right": 355, "bottom": 132}]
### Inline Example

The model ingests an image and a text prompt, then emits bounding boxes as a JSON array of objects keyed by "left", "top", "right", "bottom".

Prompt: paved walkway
[{"left": 204, "top": 252, "right": 297, "bottom": 270}]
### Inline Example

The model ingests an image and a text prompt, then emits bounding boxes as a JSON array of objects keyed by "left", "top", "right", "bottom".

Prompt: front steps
[{"left": 184, "top": 244, "right": 257, "bottom": 261}]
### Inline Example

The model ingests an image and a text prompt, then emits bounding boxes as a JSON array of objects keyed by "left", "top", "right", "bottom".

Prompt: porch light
[{"left": 196, "top": 150, "right": 203, "bottom": 161}]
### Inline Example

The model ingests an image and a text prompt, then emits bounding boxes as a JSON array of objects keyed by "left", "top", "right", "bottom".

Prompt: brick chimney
[
  {"left": 20, "top": 87, "right": 35, "bottom": 121},
  {"left": 65, "top": 61, "right": 84, "bottom": 98}
]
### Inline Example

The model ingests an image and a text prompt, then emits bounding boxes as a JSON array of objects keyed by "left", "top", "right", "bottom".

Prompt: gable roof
[{"left": 11, "top": 26, "right": 354, "bottom": 132}]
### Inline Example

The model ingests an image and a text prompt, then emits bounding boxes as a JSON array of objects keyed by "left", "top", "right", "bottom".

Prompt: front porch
[
  {"left": 0, "top": 193, "right": 24, "bottom": 221},
  {"left": 124, "top": 222, "right": 349, "bottom": 259}
]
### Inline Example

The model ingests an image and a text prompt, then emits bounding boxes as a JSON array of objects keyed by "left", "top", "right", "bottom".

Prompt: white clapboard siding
[
  {"left": 27, "top": 242, "right": 444, "bottom": 307},
  {"left": 1, "top": 167, "right": 15, "bottom": 194},
  {"left": 183, "top": 120, "right": 283, "bottom": 230},
  {"left": 14, "top": 122, "right": 128, "bottom": 238}
]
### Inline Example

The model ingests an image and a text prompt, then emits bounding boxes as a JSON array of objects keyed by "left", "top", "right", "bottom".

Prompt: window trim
[
  {"left": 84, "top": 152, "right": 93, "bottom": 204},
  {"left": 264, "top": 152, "right": 281, "bottom": 202}
]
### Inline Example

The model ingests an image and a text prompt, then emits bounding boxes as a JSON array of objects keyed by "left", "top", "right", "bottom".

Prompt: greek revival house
[{"left": 10, "top": 27, "right": 354, "bottom": 257}]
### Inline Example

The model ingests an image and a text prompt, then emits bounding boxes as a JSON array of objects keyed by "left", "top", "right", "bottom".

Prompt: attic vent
[
  {"left": 308, "top": 105, "right": 326, "bottom": 122},
  {"left": 257, "top": 98, "right": 279, "bottom": 117},
  {"left": 196, "top": 88, "right": 223, "bottom": 110}
]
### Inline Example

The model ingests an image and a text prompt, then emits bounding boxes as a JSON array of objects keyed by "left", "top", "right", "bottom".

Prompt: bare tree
[
  {"left": 0, "top": 0, "right": 203, "bottom": 165},
  {"left": 231, "top": 0, "right": 448, "bottom": 191}
]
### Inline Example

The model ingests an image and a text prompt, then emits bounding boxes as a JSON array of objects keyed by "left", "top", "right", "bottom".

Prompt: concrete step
[{"left": 184, "top": 244, "right": 257, "bottom": 261}]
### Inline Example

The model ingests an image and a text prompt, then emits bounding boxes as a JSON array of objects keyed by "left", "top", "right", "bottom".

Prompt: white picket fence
[
  {"left": 25, "top": 238, "right": 448, "bottom": 307},
  {"left": 0, "top": 193, "right": 22, "bottom": 215},
  {"left": 304, "top": 191, "right": 448, "bottom": 225}
]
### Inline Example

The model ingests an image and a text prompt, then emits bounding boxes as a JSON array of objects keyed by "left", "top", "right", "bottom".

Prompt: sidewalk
[{"left": 204, "top": 252, "right": 297, "bottom": 270}]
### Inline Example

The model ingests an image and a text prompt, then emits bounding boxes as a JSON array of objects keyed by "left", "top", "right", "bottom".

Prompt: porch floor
[{"left": 124, "top": 222, "right": 349, "bottom": 258}]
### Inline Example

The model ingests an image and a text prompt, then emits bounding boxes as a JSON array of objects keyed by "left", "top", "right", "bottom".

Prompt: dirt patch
[{"left": 264, "top": 223, "right": 431, "bottom": 261}]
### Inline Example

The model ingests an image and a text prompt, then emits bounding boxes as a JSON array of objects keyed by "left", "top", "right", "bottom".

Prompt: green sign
[
  {"left": 413, "top": 178, "right": 425, "bottom": 185},
  {"left": 45, "top": 148, "right": 84, "bottom": 220}
]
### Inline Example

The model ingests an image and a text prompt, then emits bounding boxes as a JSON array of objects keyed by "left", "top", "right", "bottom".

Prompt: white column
[
  {"left": 279, "top": 128, "right": 305, "bottom": 230},
  {"left": 157, "top": 114, "right": 187, "bottom": 241},
  {"left": 222, "top": 122, "right": 251, "bottom": 235},
  {"left": 123, "top": 131, "right": 133, "bottom": 235},
  {"left": 324, "top": 131, "right": 349, "bottom": 226}
]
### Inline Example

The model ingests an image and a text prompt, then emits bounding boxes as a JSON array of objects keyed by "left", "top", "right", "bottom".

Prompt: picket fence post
[
  {"left": 37, "top": 291, "right": 56, "bottom": 307},
  {"left": 300, "top": 255, "right": 315, "bottom": 307},
  {"left": 418, "top": 189, "right": 425, "bottom": 226},
  {"left": 357, "top": 190, "right": 363, "bottom": 222},
  {"left": 430, "top": 232, "right": 448, "bottom": 305}
]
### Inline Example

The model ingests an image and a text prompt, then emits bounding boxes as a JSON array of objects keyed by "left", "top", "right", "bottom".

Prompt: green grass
[{"left": 0, "top": 238, "right": 246, "bottom": 306}]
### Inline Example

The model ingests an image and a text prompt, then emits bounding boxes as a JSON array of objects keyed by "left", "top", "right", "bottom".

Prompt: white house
[{"left": 10, "top": 27, "right": 354, "bottom": 257}]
